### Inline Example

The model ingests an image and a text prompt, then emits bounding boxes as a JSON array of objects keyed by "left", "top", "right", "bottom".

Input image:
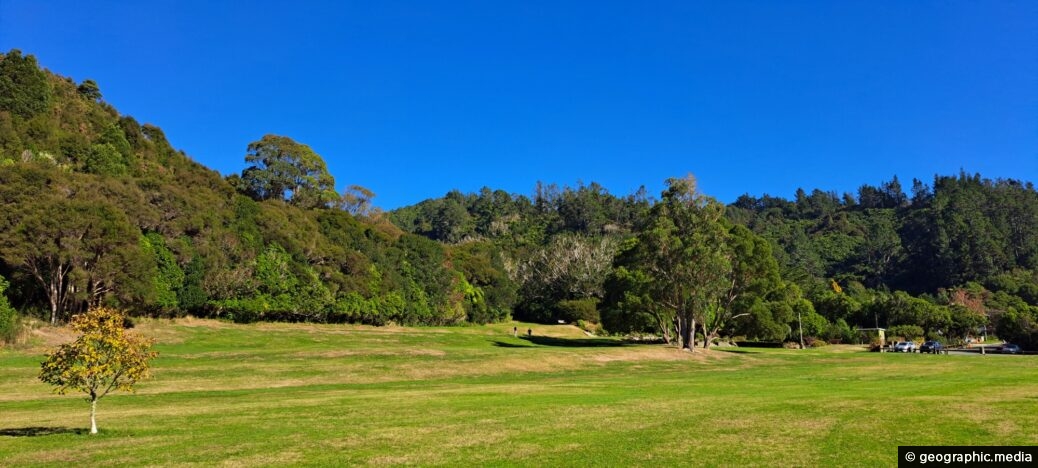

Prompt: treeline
[
  {"left": 391, "top": 173, "right": 1038, "bottom": 350},
  {"left": 389, "top": 181, "right": 651, "bottom": 324},
  {"left": 0, "top": 50, "right": 511, "bottom": 329},
  {"left": 2, "top": 49, "right": 1037, "bottom": 351},
  {"left": 728, "top": 175, "right": 1038, "bottom": 347}
]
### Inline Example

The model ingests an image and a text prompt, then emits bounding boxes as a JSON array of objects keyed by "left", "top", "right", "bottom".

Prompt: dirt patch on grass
[
  {"left": 218, "top": 450, "right": 304, "bottom": 466},
  {"left": 247, "top": 322, "right": 454, "bottom": 336},
  {"left": 300, "top": 348, "right": 447, "bottom": 359},
  {"left": 170, "top": 316, "right": 231, "bottom": 328},
  {"left": 974, "top": 385, "right": 1038, "bottom": 402},
  {"left": 28, "top": 325, "right": 76, "bottom": 350},
  {"left": 26, "top": 319, "right": 170, "bottom": 352},
  {"left": 175, "top": 351, "right": 261, "bottom": 360},
  {"left": 131, "top": 319, "right": 188, "bottom": 344},
  {"left": 3, "top": 448, "right": 80, "bottom": 465},
  {"left": 368, "top": 453, "right": 434, "bottom": 465},
  {"left": 386, "top": 346, "right": 734, "bottom": 382},
  {"left": 591, "top": 347, "right": 735, "bottom": 363}
]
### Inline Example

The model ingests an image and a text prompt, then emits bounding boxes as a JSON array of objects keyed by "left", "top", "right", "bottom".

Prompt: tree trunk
[
  {"left": 651, "top": 311, "right": 672, "bottom": 344},
  {"left": 797, "top": 309, "right": 805, "bottom": 349},
  {"left": 49, "top": 291, "right": 59, "bottom": 325},
  {"left": 41, "top": 261, "right": 70, "bottom": 325},
  {"left": 89, "top": 394, "right": 98, "bottom": 435},
  {"left": 690, "top": 316, "right": 696, "bottom": 352},
  {"left": 678, "top": 315, "right": 696, "bottom": 352},
  {"left": 677, "top": 316, "right": 687, "bottom": 349}
]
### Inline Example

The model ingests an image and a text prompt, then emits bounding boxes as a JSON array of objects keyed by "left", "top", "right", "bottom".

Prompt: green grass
[{"left": 1, "top": 319, "right": 1036, "bottom": 466}]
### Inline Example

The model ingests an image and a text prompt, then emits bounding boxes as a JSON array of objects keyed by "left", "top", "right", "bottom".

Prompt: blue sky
[{"left": 2, "top": 1, "right": 1036, "bottom": 209}]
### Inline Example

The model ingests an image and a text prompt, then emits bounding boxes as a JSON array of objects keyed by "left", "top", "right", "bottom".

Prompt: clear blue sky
[{"left": 2, "top": 1, "right": 1036, "bottom": 209}]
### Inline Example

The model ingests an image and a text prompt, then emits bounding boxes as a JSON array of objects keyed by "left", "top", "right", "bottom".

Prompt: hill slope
[{"left": 0, "top": 49, "right": 510, "bottom": 326}]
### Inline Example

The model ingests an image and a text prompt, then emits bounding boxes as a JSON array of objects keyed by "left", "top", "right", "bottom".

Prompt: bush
[
  {"left": 826, "top": 319, "right": 855, "bottom": 344},
  {"left": 805, "top": 337, "right": 828, "bottom": 348},
  {"left": 576, "top": 319, "right": 604, "bottom": 336},
  {"left": 0, "top": 306, "right": 19, "bottom": 345},
  {"left": 887, "top": 324, "right": 924, "bottom": 342},
  {"left": 213, "top": 297, "right": 268, "bottom": 324},
  {"left": 0, "top": 276, "right": 21, "bottom": 345},
  {"left": 556, "top": 299, "right": 600, "bottom": 324},
  {"left": 995, "top": 308, "right": 1038, "bottom": 351},
  {"left": 925, "top": 330, "right": 944, "bottom": 341},
  {"left": 330, "top": 292, "right": 406, "bottom": 326}
]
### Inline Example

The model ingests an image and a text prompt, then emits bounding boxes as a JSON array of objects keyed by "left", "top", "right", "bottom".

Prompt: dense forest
[
  {"left": 2, "top": 50, "right": 1037, "bottom": 350},
  {"left": 0, "top": 50, "right": 505, "bottom": 330}
]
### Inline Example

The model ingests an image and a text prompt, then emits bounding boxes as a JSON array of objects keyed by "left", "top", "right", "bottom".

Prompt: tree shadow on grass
[
  {"left": 0, "top": 427, "right": 87, "bottom": 437},
  {"left": 519, "top": 335, "right": 628, "bottom": 348},
  {"left": 492, "top": 336, "right": 665, "bottom": 349},
  {"left": 491, "top": 340, "right": 536, "bottom": 348},
  {"left": 714, "top": 348, "right": 763, "bottom": 354}
]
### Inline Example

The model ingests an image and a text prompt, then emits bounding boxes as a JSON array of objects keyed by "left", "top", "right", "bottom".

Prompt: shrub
[
  {"left": 805, "top": 337, "right": 828, "bottom": 348},
  {"left": 0, "top": 306, "right": 19, "bottom": 345},
  {"left": 995, "top": 308, "right": 1038, "bottom": 351},
  {"left": 0, "top": 276, "right": 21, "bottom": 345},
  {"left": 887, "top": 324, "right": 924, "bottom": 342},
  {"left": 213, "top": 297, "right": 268, "bottom": 324},
  {"left": 826, "top": 319, "right": 855, "bottom": 343},
  {"left": 925, "top": 330, "right": 944, "bottom": 341},
  {"left": 576, "top": 319, "right": 604, "bottom": 336},
  {"left": 556, "top": 299, "right": 600, "bottom": 324}
]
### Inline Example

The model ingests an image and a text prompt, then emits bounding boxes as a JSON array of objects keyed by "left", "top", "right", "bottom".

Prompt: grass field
[{"left": 1, "top": 319, "right": 1036, "bottom": 466}]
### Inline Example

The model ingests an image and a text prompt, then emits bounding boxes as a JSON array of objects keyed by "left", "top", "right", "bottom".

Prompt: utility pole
[{"left": 797, "top": 309, "right": 805, "bottom": 349}]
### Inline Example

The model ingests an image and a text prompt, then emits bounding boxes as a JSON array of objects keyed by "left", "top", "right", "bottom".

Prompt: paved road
[
  {"left": 885, "top": 349, "right": 1027, "bottom": 356},
  {"left": 880, "top": 350, "right": 1025, "bottom": 356},
  {"left": 945, "top": 349, "right": 1026, "bottom": 356}
]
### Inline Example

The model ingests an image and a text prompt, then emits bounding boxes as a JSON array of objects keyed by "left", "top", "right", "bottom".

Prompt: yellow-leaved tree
[{"left": 39, "top": 307, "right": 157, "bottom": 434}]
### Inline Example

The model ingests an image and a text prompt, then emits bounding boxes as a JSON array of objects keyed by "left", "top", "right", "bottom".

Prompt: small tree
[
  {"left": 76, "top": 79, "right": 102, "bottom": 101},
  {"left": 39, "top": 307, "right": 157, "bottom": 434},
  {"left": 339, "top": 184, "right": 377, "bottom": 216}
]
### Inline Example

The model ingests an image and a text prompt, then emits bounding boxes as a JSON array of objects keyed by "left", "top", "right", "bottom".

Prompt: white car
[{"left": 893, "top": 341, "right": 916, "bottom": 352}]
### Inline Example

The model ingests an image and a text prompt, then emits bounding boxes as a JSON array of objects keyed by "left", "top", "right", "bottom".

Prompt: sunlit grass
[{"left": 1, "top": 319, "right": 1036, "bottom": 466}]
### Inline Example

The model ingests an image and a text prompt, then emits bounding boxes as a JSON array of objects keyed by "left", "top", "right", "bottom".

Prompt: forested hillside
[
  {"left": 0, "top": 50, "right": 511, "bottom": 328},
  {"left": 393, "top": 173, "right": 1038, "bottom": 349},
  {"left": 2, "top": 49, "right": 1037, "bottom": 350}
]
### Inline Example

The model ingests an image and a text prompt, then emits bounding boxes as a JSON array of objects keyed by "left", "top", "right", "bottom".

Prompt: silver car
[{"left": 893, "top": 341, "right": 916, "bottom": 352}]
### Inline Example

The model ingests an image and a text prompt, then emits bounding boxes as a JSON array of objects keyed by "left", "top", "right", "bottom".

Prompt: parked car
[
  {"left": 1001, "top": 343, "right": 1022, "bottom": 354},
  {"left": 920, "top": 341, "right": 943, "bottom": 354},
  {"left": 893, "top": 341, "right": 916, "bottom": 352}
]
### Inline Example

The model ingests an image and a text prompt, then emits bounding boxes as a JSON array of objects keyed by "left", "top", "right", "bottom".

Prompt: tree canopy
[
  {"left": 240, "top": 134, "right": 338, "bottom": 209},
  {"left": 604, "top": 176, "right": 731, "bottom": 351}
]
